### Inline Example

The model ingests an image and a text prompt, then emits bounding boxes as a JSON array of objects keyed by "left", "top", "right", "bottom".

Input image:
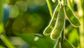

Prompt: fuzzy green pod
[
  {"left": 43, "top": 4, "right": 60, "bottom": 36},
  {"left": 62, "top": 38, "right": 75, "bottom": 48},
  {"left": 65, "top": 6, "right": 80, "bottom": 27},
  {"left": 50, "top": 7, "right": 65, "bottom": 40}
]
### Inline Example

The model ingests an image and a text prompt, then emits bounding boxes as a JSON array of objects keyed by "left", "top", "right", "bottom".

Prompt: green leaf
[
  {"left": 9, "top": 5, "right": 19, "bottom": 18},
  {"left": 12, "top": 13, "right": 44, "bottom": 35},
  {"left": 15, "top": 0, "right": 28, "bottom": 12},
  {"left": 18, "top": 33, "right": 54, "bottom": 48},
  {"left": 65, "top": 6, "right": 80, "bottom": 27},
  {"left": 0, "top": 45, "right": 4, "bottom": 48},
  {"left": 62, "top": 38, "right": 75, "bottom": 48}
]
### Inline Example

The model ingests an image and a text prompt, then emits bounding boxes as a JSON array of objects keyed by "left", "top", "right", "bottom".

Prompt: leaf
[
  {"left": 12, "top": 13, "right": 44, "bottom": 35},
  {"left": 15, "top": 0, "right": 28, "bottom": 12},
  {"left": 62, "top": 38, "right": 75, "bottom": 48},
  {"left": 65, "top": 6, "right": 80, "bottom": 27},
  {"left": 43, "top": 4, "right": 60, "bottom": 36},
  {"left": 9, "top": 5, "right": 19, "bottom": 18},
  {"left": 50, "top": 7, "right": 65, "bottom": 40},
  {"left": 18, "top": 33, "right": 54, "bottom": 48},
  {"left": 0, "top": 45, "right": 4, "bottom": 48}
]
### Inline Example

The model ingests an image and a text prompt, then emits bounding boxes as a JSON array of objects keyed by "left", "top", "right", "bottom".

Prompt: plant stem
[
  {"left": 77, "top": 0, "right": 84, "bottom": 48},
  {"left": 46, "top": 0, "right": 53, "bottom": 17},
  {"left": 79, "top": 17, "right": 84, "bottom": 48},
  {"left": 61, "top": 14, "right": 65, "bottom": 48},
  {"left": 79, "top": 12, "right": 84, "bottom": 48},
  {"left": 0, "top": 0, "right": 3, "bottom": 23},
  {"left": 0, "top": 0, "right": 4, "bottom": 35},
  {"left": 53, "top": 39, "right": 59, "bottom": 48},
  {"left": 0, "top": 34, "right": 15, "bottom": 48},
  {"left": 0, "top": 0, "right": 15, "bottom": 48},
  {"left": 60, "top": 0, "right": 66, "bottom": 47}
]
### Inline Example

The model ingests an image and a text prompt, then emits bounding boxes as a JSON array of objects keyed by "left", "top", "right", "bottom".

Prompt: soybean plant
[{"left": 43, "top": 0, "right": 80, "bottom": 48}]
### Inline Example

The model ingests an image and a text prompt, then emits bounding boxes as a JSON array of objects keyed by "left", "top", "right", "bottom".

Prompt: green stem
[
  {"left": 77, "top": 0, "right": 84, "bottom": 48},
  {"left": 0, "top": 0, "right": 3, "bottom": 22},
  {"left": 61, "top": 0, "right": 67, "bottom": 6},
  {"left": 0, "top": 35, "right": 15, "bottom": 48},
  {"left": 46, "top": 0, "right": 53, "bottom": 17},
  {"left": 79, "top": 14, "right": 84, "bottom": 48},
  {"left": 61, "top": 15, "right": 65, "bottom": 48},
  {"left": 0, "top": 0, "right": 15, "bottom": 48},
  {"left": 79, "top": 17, "right": 84, "bottom": 48},
  {"left": 61, "top": 5, "right": 66, "bottom": 47},
  {"left": 0, "top": 0, "right": 4, "bottom": 35}
]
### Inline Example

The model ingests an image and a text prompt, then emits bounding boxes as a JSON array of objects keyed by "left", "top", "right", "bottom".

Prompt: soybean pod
[
  {"left": 62, "top": 38, "right": 75, "bottom": 48},
  {"left": 53, "top": 38, "right": 60, "bottom": 48},
  {"left": 50, "top": 6, "right": 65, "bottom": 40},
  {"left": 65, "top": 6, "right": 80, "bottom": 27},
  {"left": 43, "top": 4, "right": 60, "bottom": 36}
]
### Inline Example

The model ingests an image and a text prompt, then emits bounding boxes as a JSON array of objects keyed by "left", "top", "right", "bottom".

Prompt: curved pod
[
  {"left": 62, "top": 38, "right": 75, "bottom": 48},
  {"left": 43, "top": 4, "right": 60, "bottom": 36},
  {"left": 65, "top": 6, "right": 80, "bottom": 27},
  {"left": 50, "top": 7, "right": 65, "bottom": 40}
]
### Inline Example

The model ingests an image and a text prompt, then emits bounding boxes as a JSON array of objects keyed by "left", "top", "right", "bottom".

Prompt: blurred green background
[{"left": 0, "top": 0, "right": 84, "bottom": 48}]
